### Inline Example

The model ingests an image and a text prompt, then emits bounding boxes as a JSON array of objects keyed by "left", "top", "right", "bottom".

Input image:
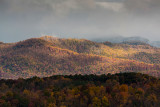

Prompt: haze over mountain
[
  {"left": 91, "top": 36, "right": 160, "bottom": 47},
  {"left": 0, "top": 36, "right": 160, "bottom": 79}
]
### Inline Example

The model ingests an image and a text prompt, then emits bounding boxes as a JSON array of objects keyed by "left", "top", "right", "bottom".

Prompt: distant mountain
[
  {"left": 123, "top": 36, "right": 149, "bottom": 43},
  {"left": 149, "top": 41, "right": 160, "bottom": 48},
  {"left": 0, "top": 36, "right": 160, "bottom": 79},
  {"left": 92, "top": 36, "right": 160, "bottom": 48},
  {"left": 92, "top": 36, "right": 148, "bottom": 43},
  {"left": 91, "top": 36, "right": 125, "bottom": 43},
  {"left": 122, "top": 41, "right": 148, "bottom": 45}
]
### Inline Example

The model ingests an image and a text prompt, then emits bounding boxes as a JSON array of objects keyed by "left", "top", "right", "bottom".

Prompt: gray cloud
[
  {"left": 0, "top": 0, "right": 96, "bottom": 16},
  {"left": 124, "top": 0, "right": 160, "bottom": 14},
  {"left": 0, "top": 0, "right": 160, "bottom": 42}
]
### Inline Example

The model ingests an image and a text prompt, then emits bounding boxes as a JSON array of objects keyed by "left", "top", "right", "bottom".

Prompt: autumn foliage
[
  {"left": 0, "top": 36, "right": 160, "bottom": 79},
  {"left": 0, "top": 73, "right": 160, "bottom": 107}
]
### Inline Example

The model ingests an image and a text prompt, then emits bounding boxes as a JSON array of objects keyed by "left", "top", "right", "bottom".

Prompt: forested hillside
[
  {"left": 0, "top": 73, "right": 160, "bottom": 107},
  {"left": 0, "top": 36, "right": 160, "bottom": 79}
]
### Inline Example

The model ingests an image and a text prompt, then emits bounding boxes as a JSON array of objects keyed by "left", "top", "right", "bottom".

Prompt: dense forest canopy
[{"left": 0, "top": 73, "right": 160, "bottom": 107}]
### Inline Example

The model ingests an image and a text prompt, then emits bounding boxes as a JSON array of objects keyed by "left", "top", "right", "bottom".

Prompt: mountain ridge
[{"left": 0, "top": 36, "right": 160, "bottom": 79}]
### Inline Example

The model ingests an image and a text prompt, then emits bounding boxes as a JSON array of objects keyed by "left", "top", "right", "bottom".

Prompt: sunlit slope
[
  {"left": 0, "top": 36, "right": 160, "bottom": 79},
  {"left": 41, "top": 36, "right": 160, "bottom": 64}
]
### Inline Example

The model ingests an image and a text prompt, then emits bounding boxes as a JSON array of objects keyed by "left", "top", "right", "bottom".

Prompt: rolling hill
[{"left": 0, "top": 36, "right": 160, "bottom": 79}]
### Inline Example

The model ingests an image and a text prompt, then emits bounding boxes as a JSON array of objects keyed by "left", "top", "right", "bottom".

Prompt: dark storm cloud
[{"left": 0, "top": 0, "right": 160, "bottom": 42}]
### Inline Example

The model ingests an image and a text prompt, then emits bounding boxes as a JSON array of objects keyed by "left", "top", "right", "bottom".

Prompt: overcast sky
[{"left": 0, "top": 0, "right": 160, "bottom": 42}]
